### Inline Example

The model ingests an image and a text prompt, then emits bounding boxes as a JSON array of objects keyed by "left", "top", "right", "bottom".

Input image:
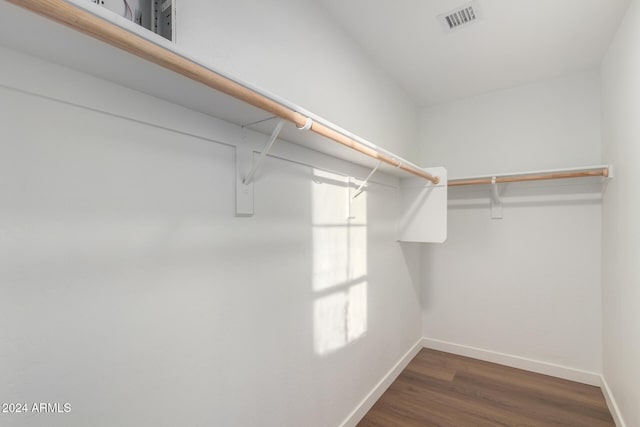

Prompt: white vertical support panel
[{"left": 397, "top": 167, "right": 447, "bottom": 243}]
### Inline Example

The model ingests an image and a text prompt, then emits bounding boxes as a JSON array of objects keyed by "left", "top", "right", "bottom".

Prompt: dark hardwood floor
[{"left": 358, "top": 349, "right": 615, "bottom": 427}]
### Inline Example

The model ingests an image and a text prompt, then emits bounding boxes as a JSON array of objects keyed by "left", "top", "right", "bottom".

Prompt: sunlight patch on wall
[
  {"left": 312, "top": 169, "right": 368, "bottom": 356},
  {"left": 313, "top": 282, "right": 367, "bottom": 355}
]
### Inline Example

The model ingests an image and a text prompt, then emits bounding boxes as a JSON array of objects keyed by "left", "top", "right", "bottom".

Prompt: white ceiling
[{"left": 316, "top": 0, "right": 631, "bottom": 107}]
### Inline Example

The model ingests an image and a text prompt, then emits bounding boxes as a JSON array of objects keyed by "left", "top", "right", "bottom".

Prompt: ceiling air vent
[{"left": 438, "top": 1, "right": 481, "bottom": 32}]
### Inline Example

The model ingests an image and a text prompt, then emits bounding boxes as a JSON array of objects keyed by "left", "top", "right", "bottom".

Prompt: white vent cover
[{"left": 438, "top": 1, "right": 481, "bottom": 32}]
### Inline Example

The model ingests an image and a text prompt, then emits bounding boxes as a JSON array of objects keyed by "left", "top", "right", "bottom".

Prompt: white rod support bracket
[
  {"left": 602, "top": 164, "right": 613, "bottom": 195},
  {"left": 297, "top": 117, "right": 313, "bottom": 131},
  {"left": 235, "top": 131, "right": 254, "bottom": 216},
  {"left": 352, "top": 161, "right": 382, "bottom": 199},
  {"left": 243, "top": 118, "right": 286, "bottom": 186},
  {"left": 490, "top": 176, "right": 503, "bottom": 220}
]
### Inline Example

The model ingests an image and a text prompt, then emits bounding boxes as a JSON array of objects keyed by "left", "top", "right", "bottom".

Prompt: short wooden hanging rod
[
  {"left": 6, "top": 0, "right": 439, "bottom": 185},
  {"left": 448, "top": 166, "right": 609, "bottom": 187}
]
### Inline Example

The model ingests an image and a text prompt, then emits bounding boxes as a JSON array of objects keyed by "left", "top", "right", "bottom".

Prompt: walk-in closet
[{"left": 0, "top": 0, "right": 637, "bottom": 426}]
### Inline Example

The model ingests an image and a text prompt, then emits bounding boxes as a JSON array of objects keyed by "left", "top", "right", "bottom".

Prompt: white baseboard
[
  {"left": 421, "top": 337, "right": 601, "bottom": 386},
  {"left": 339, "top": 338, "right": 423, "bottom": 427},
  {"left": 600, "top": 376, "right": 627, "bottom": 427}
]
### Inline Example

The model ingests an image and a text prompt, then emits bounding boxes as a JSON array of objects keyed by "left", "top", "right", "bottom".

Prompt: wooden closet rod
[
  {"left": 7, "top": 0, "right": 439, "bottom": 185},
  {"left": 448, "top": 167, "right": 609, "bottom": 187}
]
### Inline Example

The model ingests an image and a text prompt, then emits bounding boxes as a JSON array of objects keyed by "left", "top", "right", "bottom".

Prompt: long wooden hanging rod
[
  {"left": 448, "top": 166, "right": 609, "bottom": 187},
  {"left": 7, "top": 0, "right": 439, "bottom": 185}
]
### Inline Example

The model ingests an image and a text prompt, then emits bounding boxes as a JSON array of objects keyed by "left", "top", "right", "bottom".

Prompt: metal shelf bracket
[
  {"left": 243, "top": 119, "right": 285, "bottom": 186},
  {"left": 235, "top": 119, "right": 285, "bottom": 216},
  {"left": 491, "top": 176, "right": 503, "bottom": 220},
  {"left": 352, "top": 161, "right": 382, "bottom": 200}
]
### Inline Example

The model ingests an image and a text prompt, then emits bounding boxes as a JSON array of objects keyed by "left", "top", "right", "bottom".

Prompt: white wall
[
  {"left": 0, "top": 47, "right": 421, "bottom": 427},
  {"left": 420, "top": 71, "right": 602, "bottom": 177},
  {"left": 418, "top": 71, "right": 604, "bottom": 381},
  {"left": 601, "top": 0, "right": 640, "bottom": 424},
  {"left": 176, "top": 0, "right": 419, "bottom": 163}
]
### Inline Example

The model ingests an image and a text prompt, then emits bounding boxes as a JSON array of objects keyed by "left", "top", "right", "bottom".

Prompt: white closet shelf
[
  {"left": 448, "top": 165, "right": 611, "bottom": 187},
  {"left": 0, "top": 0, "right": 439, "bottom": 184},
  {"left": 447, "top": 165, "right": 611, "bottom": 219}
]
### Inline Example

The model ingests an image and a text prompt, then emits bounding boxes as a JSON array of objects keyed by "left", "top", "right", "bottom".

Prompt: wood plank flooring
[{"left": 358, "top": 349, "right": 614, "bottom": 427}]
